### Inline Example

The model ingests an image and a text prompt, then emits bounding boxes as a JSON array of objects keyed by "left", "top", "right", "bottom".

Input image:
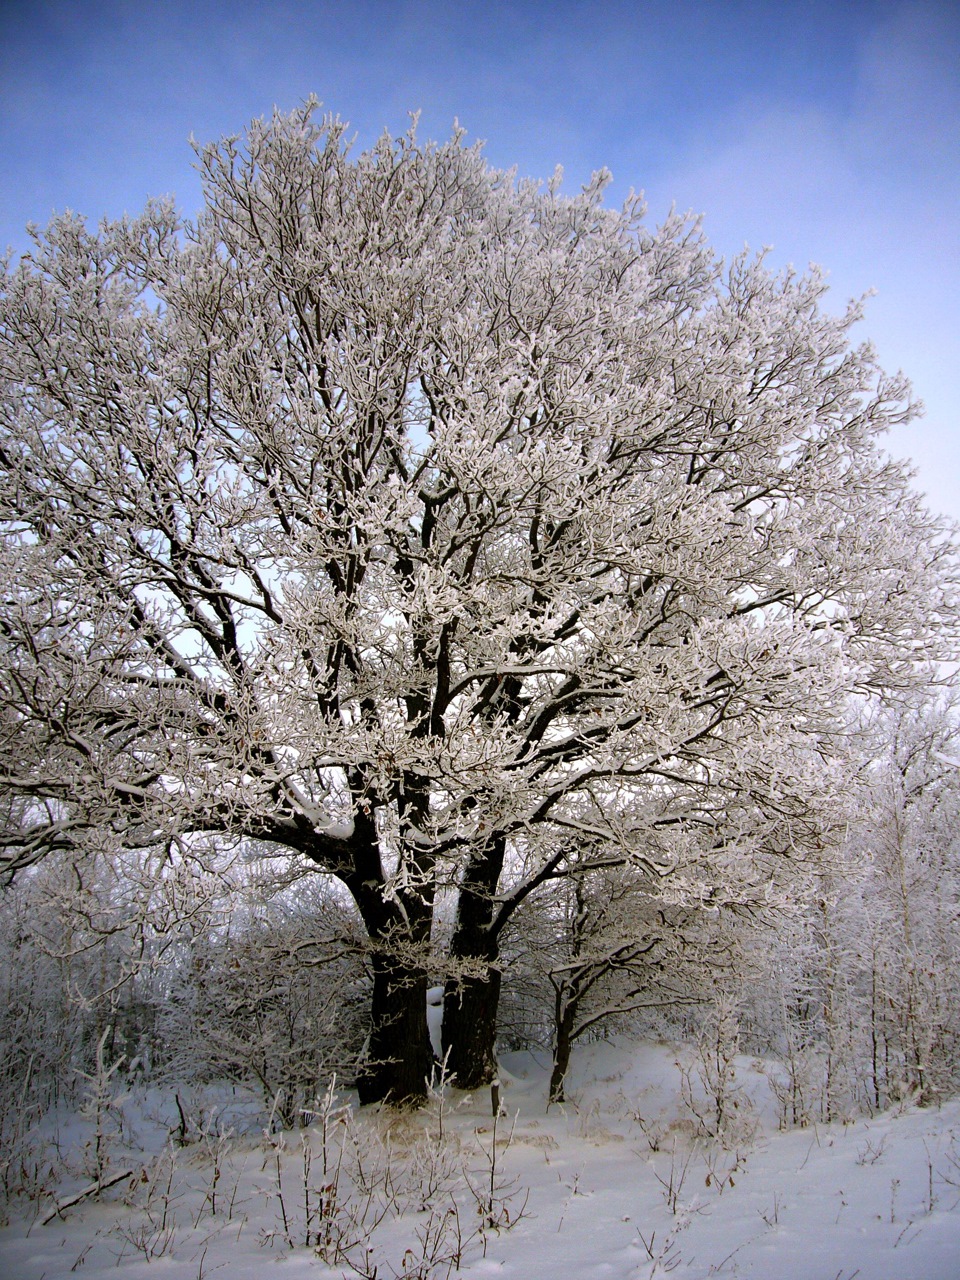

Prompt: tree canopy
[{"left": 0, "top": 101, "right": 956, "bottom": 1100}]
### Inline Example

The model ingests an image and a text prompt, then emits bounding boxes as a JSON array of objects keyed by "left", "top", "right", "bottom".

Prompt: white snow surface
[
  {"left": 3, "top": 1037, "right": 960, "bottom": 1279},
  {"left": 427, "top": 984, "right": 445, "bottom": 1059}
]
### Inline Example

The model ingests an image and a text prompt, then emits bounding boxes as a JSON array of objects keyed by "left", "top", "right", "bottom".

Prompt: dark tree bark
[
  {"left": 326, "top": 808, "right": 436, "bottom": 1106},
  {"left": 357, "top": 951, "right": 433, "bottom": 1105},
  {"left": 442, "top": 837, "right": 506, "bottom": 1088},
  {"left": 548, "top": 998, "right": 576, "bottom": 1104},
  {"left": 442, "top": 964, "right": 502, "bottom": 1088}
]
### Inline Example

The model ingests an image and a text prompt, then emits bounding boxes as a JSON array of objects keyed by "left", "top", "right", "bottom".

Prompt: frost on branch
[{"left": 0, "top": 101, "right": 956, "bottom": 1101}]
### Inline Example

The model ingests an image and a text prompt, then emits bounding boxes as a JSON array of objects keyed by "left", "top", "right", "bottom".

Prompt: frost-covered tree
[
  {"left": 158, "top": 870, "right": 369, "bottom": 1125},
  {"left": 851, "top": 697, "right": 960, "bottom": 1106},
  {"left": 537, "top": 868, "right": 717, "bottom": 1104},
  {"left": 0, "top": 101, "right": 956, "bottom": 1103},
  {"left": 738, "top": 694, "right": 960, "bottom": 1122}
]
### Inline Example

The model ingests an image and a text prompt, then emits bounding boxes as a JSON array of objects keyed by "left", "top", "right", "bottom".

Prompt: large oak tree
[{"left": 0, "top": 103, "right": 955, "bottom": 1101}]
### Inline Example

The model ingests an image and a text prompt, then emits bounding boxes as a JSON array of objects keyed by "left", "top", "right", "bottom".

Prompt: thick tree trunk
[
  {"left": 443, "top": 965, "right": 502, "bottom": 1088},
  {"left": 333, "top": 809, "right": 436, "bottom": 1107},
  {"left": 442, "top": 837, "right": 506, "bottom": 1088},
  {"left": 356, "top": 951, "right": 433, "bottom": 1105}
]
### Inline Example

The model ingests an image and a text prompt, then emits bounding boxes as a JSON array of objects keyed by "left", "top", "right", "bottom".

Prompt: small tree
[
  {"left": 160, "top": 871, "right": 369, "bottom": 1124},
  {"left": 542, "top": 868, "right": 711, "bottom": 1104},
  {"left": 0, "top": 101, "right": 956, "bottom": 1102}
]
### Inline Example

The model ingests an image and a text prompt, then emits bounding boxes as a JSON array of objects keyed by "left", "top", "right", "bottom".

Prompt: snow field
[{"left": 3, "top": 1038, "right": 960, "bottom": 1279}]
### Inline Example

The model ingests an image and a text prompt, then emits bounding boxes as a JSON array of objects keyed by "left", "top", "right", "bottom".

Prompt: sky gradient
[{"left": 2, "top": 0, "right": 957, "bottom": 518}]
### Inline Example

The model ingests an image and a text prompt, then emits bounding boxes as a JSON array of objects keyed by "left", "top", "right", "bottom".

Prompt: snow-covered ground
[{"left": 3, "top": 1037, "right": 960, "bottom": 1279}]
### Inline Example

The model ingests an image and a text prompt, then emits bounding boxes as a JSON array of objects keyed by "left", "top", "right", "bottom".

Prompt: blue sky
[{"left": 2, "top": 0, "right": 958, "bottom": 519}]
